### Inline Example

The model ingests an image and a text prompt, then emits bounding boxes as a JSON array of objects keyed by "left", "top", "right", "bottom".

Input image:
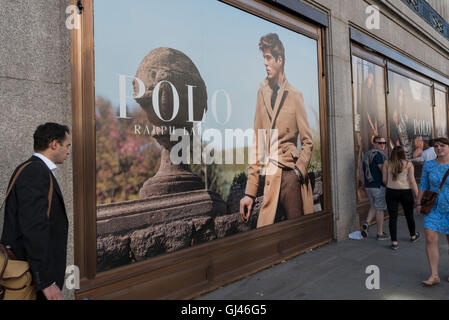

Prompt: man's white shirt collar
[{"left": 33, "top": 153, "right": 57, "bottom": 175}]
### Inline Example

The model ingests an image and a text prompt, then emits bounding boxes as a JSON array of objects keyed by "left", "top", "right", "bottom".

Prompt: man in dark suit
[{"left": 1, "top": 123, "right": 70, "bottom": 300}]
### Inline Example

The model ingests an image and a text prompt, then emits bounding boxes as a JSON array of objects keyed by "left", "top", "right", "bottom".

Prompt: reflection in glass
[
  {"left": 387, "top": 71, "right": 433, "bottom": 161},
  {"left": 352, "top": 57, "right": 387, "bottom": 201},
  {"left": 352, "top": 55, "right": 449, "bottom": 204},
  {"left": 434, "top": 90, "right": 448, "bottom": 138}
]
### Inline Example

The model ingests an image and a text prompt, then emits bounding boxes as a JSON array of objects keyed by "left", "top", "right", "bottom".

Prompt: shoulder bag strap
[
  {"left": 438, "top": 168, "right": 449, "bottom": 193},
  {"left": 0, "top": 162, "right": 33, "bottom": 210},
  {"left": 0, "top": 162, "right": 53, "bottom": 218},
  {"left": 0, "top": 244, "right": 9, "bottom": 280}
]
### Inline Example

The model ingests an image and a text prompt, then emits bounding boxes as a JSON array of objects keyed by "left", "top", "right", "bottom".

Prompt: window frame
[
  {"left": 71, "top": 0, "right": 332, "bottom": 299},
  {"left": 350, "top": 34, "right": 449, "bottom": 210}
]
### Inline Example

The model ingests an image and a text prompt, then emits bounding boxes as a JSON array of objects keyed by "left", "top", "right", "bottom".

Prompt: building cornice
[{"left": 401, "top": 0, "right": 449, "bottom": 41}]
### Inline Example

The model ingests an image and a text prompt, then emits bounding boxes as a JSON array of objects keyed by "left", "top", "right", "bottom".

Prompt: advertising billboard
[{"left": 94, "top": 0, "right": 325, "bottom": 272}]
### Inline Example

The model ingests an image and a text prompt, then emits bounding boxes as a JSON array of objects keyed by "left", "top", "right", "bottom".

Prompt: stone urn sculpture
[{"left": 134, "top": 47, "right": 207, "bottom": 198}]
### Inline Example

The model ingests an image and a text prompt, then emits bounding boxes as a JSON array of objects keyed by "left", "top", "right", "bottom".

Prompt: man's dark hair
[
  {"left": 259, "top": 33, "right": 285, "bottom": 68},
  {"left": 433, "top": 137, "right": 449, "bottom": 146},
  {"left": 373, "top": 136, "right": 384, "bottom": 143},
  {"left": 423, "top": 137, "right": 433, "bottom": 146},
  {"left": 33, "top": 123, "right": 70, "bottom": 152}
]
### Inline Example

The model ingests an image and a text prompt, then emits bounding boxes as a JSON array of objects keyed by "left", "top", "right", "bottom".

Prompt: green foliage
[
  {"left": 232, "top": 171, "right": 248, "bottom": 186},
  {"left": 307, "top": 160, "right": 322, "bottom": 173},
  {"left": 191, "top": 162, "right": 225, "bottom": 198},
  {"left": 95, "top": 98, "right": 160, "bottom": 204}
]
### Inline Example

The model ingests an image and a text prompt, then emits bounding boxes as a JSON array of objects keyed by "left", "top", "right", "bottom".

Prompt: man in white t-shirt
[{"left": 419, "top": 138, "right": 437, "bottom": 165}]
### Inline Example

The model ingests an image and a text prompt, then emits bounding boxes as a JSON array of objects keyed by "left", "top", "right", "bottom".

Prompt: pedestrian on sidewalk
[
  {"left": 360, "top": 136, "right": 390, "bottom": 240},
  {"left": 1, "top": 123, "right": 71, "bottom": 300},
  {"left": 417, "top": 137, "right": 449, "bottom": 286},
  {"left": 418, "top": 138, "right": 436, "bottom": 165},
  {"left": 382, "top": 146, "right": 420, "bottom": 250}
]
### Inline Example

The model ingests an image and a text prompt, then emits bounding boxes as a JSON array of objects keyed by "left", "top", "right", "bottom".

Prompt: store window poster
[{"left": 94, "top": 0, "right": 324, "bottom": 271}]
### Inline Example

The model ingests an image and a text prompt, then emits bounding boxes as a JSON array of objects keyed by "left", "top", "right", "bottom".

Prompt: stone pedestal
[
  {"left": 139, "top": 137, "right": 204, "bottom": 198},
  {"left": 134, "top": 47, "right": 208, "bottom": 199}
]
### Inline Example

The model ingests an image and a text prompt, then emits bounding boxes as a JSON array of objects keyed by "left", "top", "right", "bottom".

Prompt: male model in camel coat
[{"left": 240, "top": 33, "right": 314, "bottom": 228}]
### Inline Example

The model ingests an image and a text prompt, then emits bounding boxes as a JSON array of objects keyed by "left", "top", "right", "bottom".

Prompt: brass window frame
[{"left": 71, "top": 0, "right": 332, "bottom": 299}]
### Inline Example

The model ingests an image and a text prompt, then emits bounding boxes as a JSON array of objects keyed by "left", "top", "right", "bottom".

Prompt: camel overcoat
[{"left": 245, "top": 76, "right": 314, "bottom": 227}]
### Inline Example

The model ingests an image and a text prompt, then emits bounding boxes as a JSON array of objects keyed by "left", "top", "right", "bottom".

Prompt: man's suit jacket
[
  {"left": 245, "top": 76, "right": 314, "bottom": 226},
  {"left": 1, "top": 155, "right": 68, "bottom": 291}
]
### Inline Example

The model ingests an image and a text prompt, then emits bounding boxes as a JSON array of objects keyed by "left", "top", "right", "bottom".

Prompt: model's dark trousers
[
  {"left": 385, "top": 188, "right": 416, "bottom": 242},
  {"left": 274, "top": 168, "right": 304, "bottom": 223}
]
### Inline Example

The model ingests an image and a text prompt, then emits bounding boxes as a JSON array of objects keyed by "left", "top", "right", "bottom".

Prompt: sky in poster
[{"left": 94, "top": 0, "right": 320, "bottom": 149}]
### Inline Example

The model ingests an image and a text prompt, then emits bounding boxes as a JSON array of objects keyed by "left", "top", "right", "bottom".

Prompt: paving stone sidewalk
[{"left": 197, "top": 213, "right": 449, "bottom": 300}]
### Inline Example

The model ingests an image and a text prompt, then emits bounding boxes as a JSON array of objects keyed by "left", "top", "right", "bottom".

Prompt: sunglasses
[{"left": 376, "top": 141, "right": 387, "bottom": 145}]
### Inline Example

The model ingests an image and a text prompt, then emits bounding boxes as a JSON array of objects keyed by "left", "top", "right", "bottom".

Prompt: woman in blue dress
[{"left": 417, "top": 137, "right": 449, "bottom": 286}]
